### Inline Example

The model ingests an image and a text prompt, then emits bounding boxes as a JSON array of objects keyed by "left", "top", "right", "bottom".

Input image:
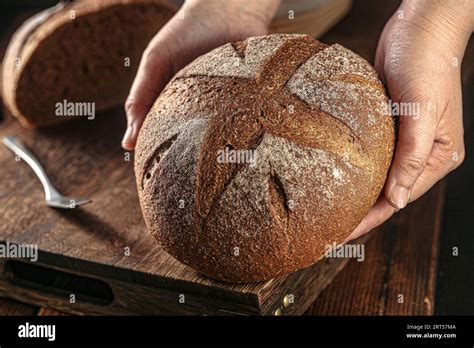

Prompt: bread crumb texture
[
  {"left": 135, "top": 34, "right": 395, "bottom": 282},
  {"left": 3, "top": 0, "right": 175, "bottom": 127}
]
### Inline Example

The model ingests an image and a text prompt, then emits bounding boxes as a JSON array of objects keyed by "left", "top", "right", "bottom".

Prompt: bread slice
[{"left": 2, "top": 0, "right": 175, "bottom": 128}]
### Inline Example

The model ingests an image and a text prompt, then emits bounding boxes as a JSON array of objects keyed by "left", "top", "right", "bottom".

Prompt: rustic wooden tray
[
  {"left": 0, "top": 110, "right": 366, "bottom": 315},
  {"left": 0, "top": 0, "right": 361, "bottom": 316}
]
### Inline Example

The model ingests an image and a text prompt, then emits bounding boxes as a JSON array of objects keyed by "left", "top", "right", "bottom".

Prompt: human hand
[
  {"left": 346, "top": 0, "right": 474, "bottom": 241},
  {"left": 121, "top": 0, "right": 281, "bottom": 150}
]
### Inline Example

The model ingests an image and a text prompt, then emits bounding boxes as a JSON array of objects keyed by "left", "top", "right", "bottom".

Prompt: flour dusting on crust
[{"left": 135, "top": 34, "right": 395, "bottom": 282}]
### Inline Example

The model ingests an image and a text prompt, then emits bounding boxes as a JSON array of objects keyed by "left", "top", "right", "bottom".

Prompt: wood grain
[
  {"left": 304, "top": 0, "right": 474, "bottom": 315},
  {"left": 0, "top": 107, "right": 357, "bottom": 315},
  {"left": 0, "top": 296, "right": 37, "bottom": 315},
  {"left": 37, "top": 307, "right": 67, "bottom": 316},
  {"left": 0, "top": 0, "right": 470, "bottom": 316},
  {"left": 0, "top": 1, "right": 369, "bottom": 314},
  {"left": 305, "top": 182, "right": 445, "bottom": 315}
]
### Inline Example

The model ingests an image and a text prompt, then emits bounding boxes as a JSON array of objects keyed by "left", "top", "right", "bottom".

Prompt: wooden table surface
[{"left": 0, "top": 0, "right": 472, "bottom": 316}]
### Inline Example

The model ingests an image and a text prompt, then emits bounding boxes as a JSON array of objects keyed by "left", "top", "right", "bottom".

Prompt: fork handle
[{"left": 2, "top": 136, "right": 59, "bottom": 200}]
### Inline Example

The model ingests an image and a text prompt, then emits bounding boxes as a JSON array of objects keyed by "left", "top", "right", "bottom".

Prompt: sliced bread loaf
[{"left": 2, "top": 0, "right": 175, "bottom": 127}]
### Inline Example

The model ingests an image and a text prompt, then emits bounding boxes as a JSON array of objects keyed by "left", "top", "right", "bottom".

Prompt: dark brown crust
[{"left": 135, "top": 34, "right": 395, "bottom": 282}]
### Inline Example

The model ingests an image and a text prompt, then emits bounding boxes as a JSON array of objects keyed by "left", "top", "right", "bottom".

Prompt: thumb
[{"left": 385, "top": 101, "right": 437, "bottom": 209}]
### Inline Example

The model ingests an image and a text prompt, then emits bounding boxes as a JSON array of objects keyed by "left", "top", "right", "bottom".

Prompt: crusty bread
[
  {"left": 2, "top": 0, "right": 175, "bottom": 128},
  {"left": 135, "top": 34, "right": 395, "bottom": 283}
]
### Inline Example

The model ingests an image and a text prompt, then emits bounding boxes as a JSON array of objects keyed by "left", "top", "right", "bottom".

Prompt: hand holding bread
[
  {"left": 121, "top": 0, "right": 281, "bottom": 150},
  {"left": 346, "top": 0, "right": 473, "bottom": 241},
  {"left": 134, "top": 34, "right": 395, "bottom": 281},
  {"left": 127, "top": 0, "right": 472, "bottom": 279},
  {"left": 2, "top": 0, "right": 471, "bottom": 282}
]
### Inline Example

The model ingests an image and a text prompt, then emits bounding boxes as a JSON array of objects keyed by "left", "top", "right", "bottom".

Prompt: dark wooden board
[
  {"left": 1, "top": 0, "right": 471, "bottom": 316},
  {"left": 435, "top": 36, "right": 474, "bottom": 315},
  {"left": 303, "top": 0, "right": 474, "bottom": 316},
  {"left": 305, "top": 181, "right": 445, "bottom": 315},
  {"left": 0, "top": 296, "right": 37, "bottom": 315},
  {"left": 0, "top": 0, "right": 391, "bottom": 317},
  {"left": 0, "top": 0, "right": 368, "bottom": 317},
  {"left": 0, "top": 109, "right": 366, "bottom": 315}
]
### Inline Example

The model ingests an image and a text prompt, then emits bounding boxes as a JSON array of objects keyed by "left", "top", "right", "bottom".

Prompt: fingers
[
  {"left": 347, "top": 0, "right": 468, "bottom": 242},
  {"left": 122, "top": 3, "right": 207, "bottom": 151},
  {"left": 121, "top": 27, "right": 177, "bottom": 151},
  {"left": 121, "top": 0, "right": 273, "bottom": 151},
  {"left": 410, "top": 137, "right": 465, "bottom": 201},
  {"left": 344, "top": 196, "right": 396, "bottom": 243},
  {"left": 345, "top": 140, "right": 463, "bottom": 243},
  {"left": 384, "top": 101, "right": 438, "bottom": 209}
]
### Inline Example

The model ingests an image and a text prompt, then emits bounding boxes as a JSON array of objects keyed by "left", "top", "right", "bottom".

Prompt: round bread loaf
[{"left": 135, "top": 34, "right": 395, "bottom": 282}]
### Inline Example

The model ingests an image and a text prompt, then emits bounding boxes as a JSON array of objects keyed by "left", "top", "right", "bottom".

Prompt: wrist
[
  {"left": 400, "top": 0, "right": 472, "bottom": 55},
  {"left": 183, "top": 0, "right": 281, "bottom": 39}
]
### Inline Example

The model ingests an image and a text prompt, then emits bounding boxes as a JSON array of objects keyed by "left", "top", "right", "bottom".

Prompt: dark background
[{"left": 0, "top": 0, "right": 472, "bottom": 315}]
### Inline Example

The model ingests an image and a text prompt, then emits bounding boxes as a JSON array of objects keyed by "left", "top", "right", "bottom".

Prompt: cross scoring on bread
[{"left": 187, "top": 36, "right": 374, "bottom": 232}]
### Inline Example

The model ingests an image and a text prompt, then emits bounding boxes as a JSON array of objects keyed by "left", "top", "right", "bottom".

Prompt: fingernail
[
  {"left": 122, "top": 123, "right": 135, "bottom": 147},
  {"left": 390, "top": 185, "right": 410, "bottom": 209}
]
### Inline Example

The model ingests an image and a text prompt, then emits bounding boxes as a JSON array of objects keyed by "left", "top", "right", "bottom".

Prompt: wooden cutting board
[
  {"left": 0, "top": 0, "right": 360, "bottom": 317},
  {"left": 0, "top": 108, "right": 369, "bottom": 315}
]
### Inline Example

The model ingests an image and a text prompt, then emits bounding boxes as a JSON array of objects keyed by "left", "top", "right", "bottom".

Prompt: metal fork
[{"left": 2, "top": 135, "right": 92, "bottom": 209}]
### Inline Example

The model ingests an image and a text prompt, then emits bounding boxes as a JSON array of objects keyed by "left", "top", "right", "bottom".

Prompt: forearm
[{"left": 184, "top": 0, "right": 282, "bottom": 29}]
